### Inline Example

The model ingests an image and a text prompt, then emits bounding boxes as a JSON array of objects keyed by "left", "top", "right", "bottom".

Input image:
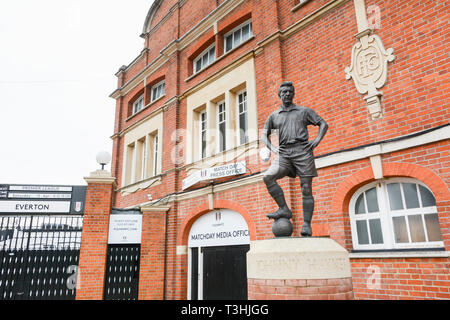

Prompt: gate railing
[{"left": 0, "top": 215, "right": 83, "bottom": 300}]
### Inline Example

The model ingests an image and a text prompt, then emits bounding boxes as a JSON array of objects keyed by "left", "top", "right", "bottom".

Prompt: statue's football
[{"left": 272, "top": 218, "right": 293, "bottom": 237}]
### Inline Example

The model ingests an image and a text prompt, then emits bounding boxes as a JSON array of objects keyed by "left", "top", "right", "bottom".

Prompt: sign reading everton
[
  {"left": 0, "top": 184, "right": 86, "bottom": 214},
  {"left": 182, "top": 161, "right": 246, "bottom": 190}
]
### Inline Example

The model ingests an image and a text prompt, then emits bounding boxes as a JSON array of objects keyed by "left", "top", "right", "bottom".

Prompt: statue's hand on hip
[{"left": 305, "top": 140, "right": 319, "bottom": 151}]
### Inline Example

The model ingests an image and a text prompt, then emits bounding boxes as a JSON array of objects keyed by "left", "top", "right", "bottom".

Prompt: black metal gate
[
  {"left": 0, "top": 215, "right": 83, "bottom": 300},
  {"left": 202, "top": 244, "right": 250, "bottom": 300},
  {"left": 104, "top": 244, "right": 140, "bottom": 300}
]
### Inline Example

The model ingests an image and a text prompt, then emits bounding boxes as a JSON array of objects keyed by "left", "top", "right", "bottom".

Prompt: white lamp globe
[
  {"left": 259, "top": 147, "right": 271, "bottom": 162},
  {"left": 96, "top": 151, "right": 111, "bottom": 169}
]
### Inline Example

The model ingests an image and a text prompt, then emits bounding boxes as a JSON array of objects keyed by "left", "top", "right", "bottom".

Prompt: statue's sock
[
  {"left": 302, "top": 196, "right": 314, "bottom": 224},
  {"left": 267, "top": 183, "right": 288, "bottom": 210}
]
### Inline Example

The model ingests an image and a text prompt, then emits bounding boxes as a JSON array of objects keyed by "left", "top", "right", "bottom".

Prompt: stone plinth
[{"left": 247, "top": 237, "right": 354, "bottom": 300}]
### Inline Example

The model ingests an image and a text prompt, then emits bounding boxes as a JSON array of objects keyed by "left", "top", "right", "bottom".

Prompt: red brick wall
[
  {"left": 351, "top": 258, "right": 450, "bottom": 300},
  {"left": 138, "top": 211, "right": 167, "bottom": 300},
  {"left": 248, "top": 278, "right": 354, "bottom": 300},
  {"left": 281, "top": 0, "right": 449, "bottom": 158},
  {"left": 104, "top": 0, "right": 450, "bottom": 301}
]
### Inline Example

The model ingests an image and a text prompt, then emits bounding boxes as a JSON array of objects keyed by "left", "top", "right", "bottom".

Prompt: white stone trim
[
  {"left": 84, "top": 170, "right": 116, "bottom": 185},
  {"left": 140, "top": 204, "right": 170, "bottom": 213},
  {"left": 118, "top": 176, "right": 162, "bottom": 196},
  {"left": 369, "top": 155, "right": 383, "bottom": 179},
  {"left": 128, "top": 126, "right": 449, "bottom": 205},
  {"left": 177, "top": 245, "right": 188, "bottom": 255},
  {"left": 247, "top": 238, "right": 352, "bottom": 280},
  {"left": 349, "top": 250, "right": 449, "bottom": 259},
  {"left": 315, "top": 125, "right": 450, "bottom": 169},
  {"left": 353, "top": 0, "right": 370, "bottom": 33}
]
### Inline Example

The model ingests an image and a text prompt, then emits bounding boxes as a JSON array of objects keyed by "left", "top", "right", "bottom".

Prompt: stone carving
[{"left": 345, "top": 30, "right": 395, "bottom": 119}]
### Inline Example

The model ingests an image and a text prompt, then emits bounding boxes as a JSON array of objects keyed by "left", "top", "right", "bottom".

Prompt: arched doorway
[{"left": 187, "top": 209, "right": 250, "bottom": 300}]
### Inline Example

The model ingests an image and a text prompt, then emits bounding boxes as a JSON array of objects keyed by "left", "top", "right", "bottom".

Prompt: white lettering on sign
[
  {"left": 188, "top": 209, "right": 250, "bottom": 247},
  {"left": 190, "top": 229, "right": 249, "bottom": 241},
  {"left": 108, "top": 214, "right": 142, "bottom": 244},
  {"left": 8, "top": 193, "right": 72, "bottom": 199},
  {"left": 182, "top": 161, "right": 246, "bottom": 190},
  {"left": 9, "top": 185, "right": 73, "bottom": 192},
  {"left": 0, "top": 201, "right": 71, "bottom": 213}
]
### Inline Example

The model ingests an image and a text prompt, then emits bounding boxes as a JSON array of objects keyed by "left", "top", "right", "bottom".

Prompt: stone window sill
[
  {"left": 291, "top": 0, "right": 313, "bottom": 13},
  {"left": 125, "top": 95, "right": 166, "bottom": 123},
  {"left": 184, "top": 139, "right": 259, "bottom": 172},
  {"left": 117, "top": 174, "right": 162, "bottom": 196},
  {"left": 349, "top": 249, "right": 448, "bottom": 259}
]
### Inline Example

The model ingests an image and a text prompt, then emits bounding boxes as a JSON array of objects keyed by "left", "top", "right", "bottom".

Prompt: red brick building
[{"left": 77, "top": 0, "right": 449, "bottom": 300}]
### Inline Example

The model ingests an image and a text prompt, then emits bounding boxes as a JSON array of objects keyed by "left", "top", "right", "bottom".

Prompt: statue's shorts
[{"left": 266, "top": 141, "right": 318, "bottom": 178}]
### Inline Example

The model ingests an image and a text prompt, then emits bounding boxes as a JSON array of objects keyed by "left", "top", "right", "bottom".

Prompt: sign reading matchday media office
[
  {"left": 182, "top": 161, "right": 246, "bottom": 190},
  {"left": 0, "top": 184, "right": 86, "bottom": 214},
  {"left": 188, "top": 209, "right": 250, "bottom": 248}
]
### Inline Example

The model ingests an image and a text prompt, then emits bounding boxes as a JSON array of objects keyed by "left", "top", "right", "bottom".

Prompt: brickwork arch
[
  {"left": 177, "top": 199, "right": 257, "bottom": 246},
  {"left": 142, "top": 0, "right": 164, "bottom": 34},
  {"left": 331, "top": 162, "right": 450, "bottom": 214}
]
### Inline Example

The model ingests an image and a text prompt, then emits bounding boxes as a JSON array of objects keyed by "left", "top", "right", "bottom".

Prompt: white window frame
[
  {"left": 150, "top": 80, "right": 165, "bottom": 103},
  {"left": 349, "top": 178, "right": 443, "bottom": 251},
  {"left": 236, "top": 90, "right": 248, "bottom": 146},
  {"left": 132, "top": 94, "right": 144, "bottom": 115},
  {"left": 152, "top": 133, "right": 159, "bottom": 176},
  {"left": 199, "top": 110, "right": 207, "bottom": 159},
  {"left": 216, "top": 100, "right": 226, "bottom": 153},
  {"left": 193, "top": 44, "right": 216, "bottom": 74},
  {"left": 224, "top": 19, "right": 253, "bottom": 53},
  {"left": 140, "top": 137, "right": 147, "bottom": 180}
]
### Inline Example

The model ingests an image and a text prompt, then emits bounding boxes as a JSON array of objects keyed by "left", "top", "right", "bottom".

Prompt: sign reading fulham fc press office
[
  {"left": 182, "top": 161, "right": 246, "bottom": 190},
  {"left": 0, "top": 184, "right": 87, "bottom": 214}
]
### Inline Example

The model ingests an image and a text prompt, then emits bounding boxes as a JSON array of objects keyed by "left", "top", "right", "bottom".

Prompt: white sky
[{"left": 0, "top": 0, "right": 154, "bottom": 186}]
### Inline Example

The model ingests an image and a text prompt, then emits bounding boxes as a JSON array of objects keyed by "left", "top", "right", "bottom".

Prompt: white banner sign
[
  {"left": 108, "top": 214, "right": 142, "bottom": 244},
  {"left": 182, "top": 161, "right": 246, "bottom": 190},
  {"left": 0, "top": 200, "right": 71, "bottom": 213},
  {"left": 188, "top": 209, "right": 250, "bottom": 248}
]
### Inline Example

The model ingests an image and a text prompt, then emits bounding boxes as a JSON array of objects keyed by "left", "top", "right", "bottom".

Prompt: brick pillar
[
  {"left": 75, "top": 170, "right": 115, "bottom": 300},
  {"left": 138, "top": 205, "right": 170, "bottom": 300}
]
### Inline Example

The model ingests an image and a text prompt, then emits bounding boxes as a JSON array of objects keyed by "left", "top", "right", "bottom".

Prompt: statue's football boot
[
  {"left": 266, "top": 207, "right": 292, "bottom": 220},
  {"left": 301, "top": 223, "right": 312, "bottom": 237}
]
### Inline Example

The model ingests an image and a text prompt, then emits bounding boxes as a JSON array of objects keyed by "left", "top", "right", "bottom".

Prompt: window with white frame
[
  {"left": 139, "top": 137, "right": 147, "bottom": 181},
  {"left": 151, "top": 80, "right": 165, "bottom": 102},
  {"left": 350, "top": 178, "right": 443, "bottom": 250},
  {"left": 132, "top": 94, "right": 144, "bottom": 115},
  {"left": 186, "top": 58, "right": 257, "bottom": 164},
  {"left": 124, "top": 131, "right": 160, "bottom": 185},
  {"left": 217, "top": 101, "right": 226, "bottom": 152},
  {"left": 199, "top": 110, "right": 207, "bottom": 159},
  {"left": 194, "top": 44, "right": 216, "bottom": 74},
  {"left": 237, "top": 90, "right": 248, "bottom": 145},
  {"left": 224, "top": 20, "right": 253, "bottom": 53},
  {"left": 152, "top": 133, "right": 159, "bottom": 175}
]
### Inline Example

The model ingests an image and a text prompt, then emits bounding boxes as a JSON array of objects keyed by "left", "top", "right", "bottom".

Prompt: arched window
[{"left": 349, "top": 178, "right": 443, "bottom": 250}]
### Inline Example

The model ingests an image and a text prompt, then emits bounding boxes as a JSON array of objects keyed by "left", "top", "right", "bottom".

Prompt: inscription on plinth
[
  {"left": 247, "top": 238, "right": 354, "bottom": 300},
  {"left": 247, "top": 237, "right": 352, "bottom": 280}
]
